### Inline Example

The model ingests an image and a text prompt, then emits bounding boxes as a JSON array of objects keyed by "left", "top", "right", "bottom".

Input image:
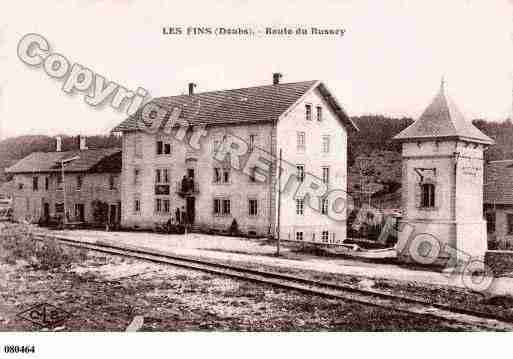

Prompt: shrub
[
  {"left": 0, "top": 224, "right": 88, "bottom": 270},
  {"left": 229, "top": 219, "right": 240, "bottom": 235}
]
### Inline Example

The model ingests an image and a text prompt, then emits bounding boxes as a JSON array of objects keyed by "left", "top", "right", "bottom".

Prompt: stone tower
[{"left": 393, "top": 81, "right": 494, "bottom": 266}]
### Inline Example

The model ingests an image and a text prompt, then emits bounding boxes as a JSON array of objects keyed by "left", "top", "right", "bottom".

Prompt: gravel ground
[{"left": 0, "top": 249, "right": 476, "bottom": 331}]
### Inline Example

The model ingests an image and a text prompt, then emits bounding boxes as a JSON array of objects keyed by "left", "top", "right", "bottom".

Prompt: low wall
[{"left": 485, "top": 250, "right": 513, "bottom": 276}]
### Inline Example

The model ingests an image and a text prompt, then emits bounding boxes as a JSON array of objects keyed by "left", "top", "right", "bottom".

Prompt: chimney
[
  {"left": 56, "top": 136, "right": 62, "bottom": 152},
  {"left": 273, "top": 73, "right": 282, "bottom": 85},
  {"left": 79, "top": 135, "right": 88, "bottom": 151},
  {"left": 188, "top": 82, "right": 196, "bottom": 95}
]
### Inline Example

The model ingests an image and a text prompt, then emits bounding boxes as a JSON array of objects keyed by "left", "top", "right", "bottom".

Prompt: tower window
[{"left": 420, "top": 183, "right": 435, "bottom": 208}]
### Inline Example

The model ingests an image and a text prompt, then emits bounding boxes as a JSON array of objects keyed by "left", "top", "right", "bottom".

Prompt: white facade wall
[{"left": 276, "top": 87, "right": 348, "bottom": 244}]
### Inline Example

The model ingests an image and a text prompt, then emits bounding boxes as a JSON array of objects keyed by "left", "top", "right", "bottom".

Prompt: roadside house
[
  {"left": 5, "top": 137, "right": 122, "bottom": 226},
  {"left": 484, "top": 159, "right": 513, "bottom": 249},
  {"left": 112, "top": 74, "right": 358, "bottom": 242}
]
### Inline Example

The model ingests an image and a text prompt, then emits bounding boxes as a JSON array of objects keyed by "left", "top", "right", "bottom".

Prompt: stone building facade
[
  {"left": 393, "top": 81, "right": 494, "bottom": 265},
  {"left": 113, "top": 75, "right": 358, "bottom": 242},
  {"left": 6, "top": 146, "right": 121, "bottom": 225}
]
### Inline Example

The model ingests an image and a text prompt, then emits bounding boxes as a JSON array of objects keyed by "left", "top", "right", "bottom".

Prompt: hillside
[{"left": 0, "top": 117, "right": 510, "bottom": 199}]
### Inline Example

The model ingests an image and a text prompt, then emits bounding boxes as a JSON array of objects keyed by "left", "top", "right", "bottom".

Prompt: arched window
[{"left": 421, "top": 183, "right": 435, "bottom": 208}]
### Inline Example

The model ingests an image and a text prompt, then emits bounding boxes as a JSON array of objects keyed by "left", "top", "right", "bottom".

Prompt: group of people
[{"left": 174, "top": 206, "right": 188, "bottom": 225}]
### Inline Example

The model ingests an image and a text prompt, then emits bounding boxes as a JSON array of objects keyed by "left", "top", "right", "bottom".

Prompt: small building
[
  {"left": 393, "top": 80, "right": 494, "bottom": 265},
  {"left": 5, "top": 138, "right": 122, "bottom": 226},
  {"left": 113, "top": 74, "right": 358, "bottom": 242},
  {"left": 483, "top": 160, "right": 513, "bottom": 249}
]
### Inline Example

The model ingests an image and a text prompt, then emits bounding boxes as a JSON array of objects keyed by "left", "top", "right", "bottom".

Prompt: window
[
  {"left": 321, "top": 198, "right": 328, "bottom": 215},
  {"left": 322, "top": 167, "right": 330, "bottom": 184},
  {"left": 249, "top": 134, "right": 257, "bottom": 152},
  {"left": 223, "top": 168, "right": 230, "bottom": 183},
  {"left": 486, "top": 212, "right": 496, "bottom": 234},
  {"left": 249, "top": 199, "right": 258, "bottom": 216},
  {"left": 55, "top": 203, "right": 64, "bottom": 213},
  {"left": 420, "top": 183, "right": 435, "bottom": 208},
  {"left": 134, "top": 198, "right": 141, "bottom": 213},
  {"left": 213, "top": 199, "right": 221, "bottom": 215},
  {"left": 18, "top": 183, "right": 24, "bottom": 190},
  {"left": 213, "top": 198, "right": 231, "bottom": 216},
  {"left": 109, "top": 175, "right": 115, "bottom": 190},
  {"left": 321, "top": 230, "right": 329, "bottom": 243},
  {"left": 155, "top": 198, "right": 170, "bottom": 214},
  {"left": 213, "top": 167, "right": 221, "bottom": 183},
  {"left": 316, "top": 106, "right": 322, "bottom": 121},
  {"left": 212, "top": 139, "right": 221, "bottom": 154},
  {"left": 322, "top": 135, "right": 330, "bottom": 153},
  {"left": 76, "top": 175, "right": 83, "bottom": 190},
  {"left": 134, "top": 135, "right": 142, "bottom": 158},
  {"left": 223, "top": 199, "right": 231, "bottom": 215},
  {"left": 249, "top": 166, "right": 257, "bottom": 182},
  {"left": 44, "top": 177, "right": 49, "bottom": 191},
  {"left": 296, "top": 231, "right": 304, "bottom": 241},
  {"left": 296, "top": 165, "right": 305, "bottom": 183},
  {"left": 214, "top": 167, "right": 230, "bottom": 183},
  {"left": 305, "top": 104, "right": 312, "bottom": 121},
  {"left": 32, "top": 177, "right": 39, "bottom": 191},
  {"left": 296, "top": 198, "right": 304, "bottom": 215},
  {"left": 134, "top": 168, "right": 140, "bottom": 185},
  {"left": 297, "top": 131, "right": 305, "bottom": 151},
  {"left": 56, "top": 175, "right": 63, "bottom": 191},
  {"left": 507, "top": 214, "right": 513, "bottom": 235},
  {"left": 156, "top": 140, "right": 172, "bottom": 155}
]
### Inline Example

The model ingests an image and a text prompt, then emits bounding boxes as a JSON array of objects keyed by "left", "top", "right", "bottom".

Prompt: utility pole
[
  {"left": 60, "top": 155, "right": 80, "bottom": 225},
  {"left": 276, "top": 149, "right": 282, "bottom": 256}
]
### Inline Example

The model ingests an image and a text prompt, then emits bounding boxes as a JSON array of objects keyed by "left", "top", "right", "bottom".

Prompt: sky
[{"left": 0, "top": 0, "right": 512, "bottom": 139}]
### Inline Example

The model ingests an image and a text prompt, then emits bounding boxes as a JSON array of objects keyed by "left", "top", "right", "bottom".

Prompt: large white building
[{"left": 113, "top": 74, "right": 358, "bottom": 243}]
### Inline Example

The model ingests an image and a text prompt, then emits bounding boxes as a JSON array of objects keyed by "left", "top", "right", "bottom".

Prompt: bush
[
  {"left": 229, "top": 219, "right": 240, "bottom": 236},
  {"left": 0, "top": 224, "right": 87, "bottom": 270}
]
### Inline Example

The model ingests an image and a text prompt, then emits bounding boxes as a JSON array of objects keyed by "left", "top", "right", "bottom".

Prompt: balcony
[{"left": 175, "top": 181, "right": 199, "bottom": 197}]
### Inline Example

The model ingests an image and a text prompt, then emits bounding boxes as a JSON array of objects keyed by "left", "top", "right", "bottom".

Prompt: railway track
[{"left": 34, "top": 232, "right": 513, "bottom": 331}]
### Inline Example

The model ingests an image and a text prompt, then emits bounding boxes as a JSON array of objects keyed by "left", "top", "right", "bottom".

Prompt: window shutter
[{"left": 415, "top": 183, "right": 422, "bottom": 208}]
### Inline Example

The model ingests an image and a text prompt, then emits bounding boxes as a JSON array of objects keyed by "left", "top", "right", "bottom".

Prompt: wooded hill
[{"left": 1, "top": 117, "right": 512, "bottom": 205}]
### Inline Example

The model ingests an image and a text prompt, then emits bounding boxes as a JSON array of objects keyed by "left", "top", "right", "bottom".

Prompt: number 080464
[{"left": 3, "top": 345, "right": 36, "bottom": 354}]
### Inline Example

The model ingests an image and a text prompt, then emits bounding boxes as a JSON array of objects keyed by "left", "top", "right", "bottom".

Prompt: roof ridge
[{"left": 154, "top": 80, "right": 319, "bottom": 99}]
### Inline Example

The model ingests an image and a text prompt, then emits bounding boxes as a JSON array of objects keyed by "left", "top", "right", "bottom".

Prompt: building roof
[
  {"left": 484, "top": 160, "right": 513, "bottom": 205},
  {"left": 5, "top": 147, "right": 121, "bottom": 174},
  {"left": 112, "top": 80, "right": 358, "bottom": 132},
  {"left": 393, "top": 81, "right": 494, "bottom": 145}
]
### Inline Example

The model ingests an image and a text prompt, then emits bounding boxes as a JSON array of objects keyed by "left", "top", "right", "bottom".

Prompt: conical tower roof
[{"left": 393, "top": 81, "right": 494, "bottom": 145}]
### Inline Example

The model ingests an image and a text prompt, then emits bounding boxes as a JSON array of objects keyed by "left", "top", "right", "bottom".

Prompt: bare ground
[{"left": 0, "top": 249, "right": 474, "bottom": 331}]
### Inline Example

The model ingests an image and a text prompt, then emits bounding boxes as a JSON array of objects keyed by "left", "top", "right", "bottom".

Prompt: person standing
[{"left": 175, "top": 207, "right": 181, "bottom": 224}]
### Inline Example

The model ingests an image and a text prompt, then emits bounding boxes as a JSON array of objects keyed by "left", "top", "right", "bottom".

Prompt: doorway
[
  {"left": 74, "top": 203, "right": 85, "bottom": 222},
  {"left": 186, "top": 196, "right": 195, "bottom": 224},
  {"left": 43, "top": 203, "right": 50, "bottom": 222},
  {"left": 109, "top": 204, "right": 117, "bottom": 225}
]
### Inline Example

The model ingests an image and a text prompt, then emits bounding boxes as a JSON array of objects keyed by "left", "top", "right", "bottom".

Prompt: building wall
[
  {"left": 10, "top": 172, "right": 120, "bottom": 223},
  {"left": 485, "top": 205, "right": 513, "bottom": 247},
  {"left": 398, "top": 140, "right": 487, "bottom": 263},
  {"left": 275, "top": 87, "right": 348, "bottom": 244},
  {"left": 120, "top": 122, "right": 274, "bottom": 235}
]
